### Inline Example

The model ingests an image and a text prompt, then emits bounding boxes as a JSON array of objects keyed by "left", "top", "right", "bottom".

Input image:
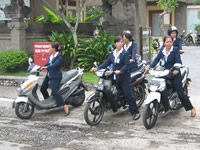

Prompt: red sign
[{"left": 33, "top": 42, "right": 61, "bottom": 72}]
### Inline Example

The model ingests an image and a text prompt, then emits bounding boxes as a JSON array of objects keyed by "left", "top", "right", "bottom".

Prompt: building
[
  {"left": 146, "top": 0, "right": 200, "bottom": 36},
  {"left": 0, "top": 0, "right": 200, "bottom": 35},
  {"left": 0, "top": 0, "right": 30, "bottom": 20}
]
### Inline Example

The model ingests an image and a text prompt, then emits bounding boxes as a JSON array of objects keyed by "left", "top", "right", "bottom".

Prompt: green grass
[
  {"left": 0, "top": 70, "right": 98, "bottom": 83},
  {"left": 83, "top": 72, "right": 99, "bottom": 83},
  {"left": 0, "top": 70, "right": 29, "bottom": 76}
]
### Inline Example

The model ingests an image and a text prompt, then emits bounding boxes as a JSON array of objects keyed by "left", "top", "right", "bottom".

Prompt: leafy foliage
[
  {"left": 0, "top": 50, "right": 28, "bottom": 72},
  {"left": 35, "top": 5, "right": 102, "bottom": 24},
  {"left": 76, "top": 32, "right": 114, "bottom": 71},
  {"left": 48, "top": 31, "right": 83, "bottom": 69},
  {"left": 194, "top": 24, "right": 200, "bottom": 33},
  {"left": 48, "top": 31, "right": 115, "bottom": 71},
  {"left": 157, "top": 0, "right": 179, "bottom": 12}
]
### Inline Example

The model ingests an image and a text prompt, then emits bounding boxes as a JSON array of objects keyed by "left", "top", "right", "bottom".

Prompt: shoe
[
  {"left": 64, "top": 111, "right": 70, "bottom": 117},
  {"left": 64, "top": 105, "right": 70, "bottom": 117},
  {"left": 133, "top": 113, "right": 141, "bottom": 120},
  {"left": 191, "top": 108, "right": 196, "bottom": 117}
]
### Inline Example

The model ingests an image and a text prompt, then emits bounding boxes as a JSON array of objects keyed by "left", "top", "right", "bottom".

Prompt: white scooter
[
  {"left": 143, "top": 64, "right": 191, "bottom": 129},
  {"left": 13, "top": 58, "right": 88, "bottom": 119}
]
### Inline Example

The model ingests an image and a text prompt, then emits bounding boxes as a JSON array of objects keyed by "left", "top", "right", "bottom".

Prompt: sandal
[{"left": 64, "top": 105, "right": 70, "bottom": 117}]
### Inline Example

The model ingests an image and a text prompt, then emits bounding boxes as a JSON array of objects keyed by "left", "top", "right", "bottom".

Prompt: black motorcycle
[
  {"left": 180, "top": 30, "right": 186, "bottom": 46},
  {"left": 84, "top": 62, "right": 147, "bottom": 126},
  {"left": 185, "top": 31, "right": 194, "bottom": 46},
  {"left": 195, "top": 34, "right": 200, "bottom": 46}
]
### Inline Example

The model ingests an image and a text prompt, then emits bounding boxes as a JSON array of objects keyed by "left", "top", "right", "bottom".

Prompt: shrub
[
  {"left": 48, "top": 31, "right": 83, "bottom": 70},
  {"left": 0, "top": 50, "right": 28, "bottom": 72},
  {"left": 76, "top": 32, "right": 114, "bottom": 71}
]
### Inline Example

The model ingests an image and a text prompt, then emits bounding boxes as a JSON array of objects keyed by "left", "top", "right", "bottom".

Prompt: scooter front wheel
[
  {"left": 84, "top": 98, "right": 104, "bottom": 126},
  {"left": 143, "top": 100, "right": 158, "bottom": 129},
  {"left": 15, "top": 102, "right": 34, "bottom": 119},
  {"left": 133, "top": 84, "right": 145, "bottom": 108}
]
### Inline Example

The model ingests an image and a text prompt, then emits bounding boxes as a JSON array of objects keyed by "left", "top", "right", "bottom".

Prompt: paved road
[{"left": 0, "top": 46, "right": 200, "bottom": 150}]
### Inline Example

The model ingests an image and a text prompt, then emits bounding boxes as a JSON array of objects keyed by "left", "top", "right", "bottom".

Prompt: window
[{"left": 68, "top": 0, "right": 76, "bottom": 6}]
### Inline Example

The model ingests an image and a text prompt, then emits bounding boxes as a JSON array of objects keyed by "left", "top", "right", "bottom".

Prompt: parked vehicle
[
  {"left": 131, "top": 57, "right": 147, "bottom": 107},
  {"left": 180, "top": 30, "right": 186, "bottom": 45},
  {"left": 13, "top": 58, "right": 87, "bottom": 119},
  {"left": 185, "top": 31, "right": 194, "bottom": 46},
  {"left": 152, "top": 38, "right": 160, "bottom": 52},
  {"left": 143, "top": 64, "right": 190, "bottom": 129},
  {"left": 84, "top": 61, "right": 147, "bottom": 126},
  {"left": 195, "top": 34, "right": 200, "bottom": 46}
]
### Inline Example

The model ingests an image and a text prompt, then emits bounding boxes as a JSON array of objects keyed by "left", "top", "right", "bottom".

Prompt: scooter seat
[{"left": 60, "top": 69, "right": 79, "bottom": 85}]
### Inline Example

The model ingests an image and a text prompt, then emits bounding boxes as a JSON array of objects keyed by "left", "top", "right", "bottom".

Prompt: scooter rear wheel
[
  {"left": 15, "top": 102, "right": 34, "bottom": 119},
  {"left": 71, "top": 90, "right": 85, "bottom": 107},
  {"left": 143, "top": 100, "right": 158, "bottom": 129},
  {"left": 84, "top": 98, "right": 104, "bottom": 126}
]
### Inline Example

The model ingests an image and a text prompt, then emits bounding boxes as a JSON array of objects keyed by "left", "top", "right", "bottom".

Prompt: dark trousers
[
  {"left": 40, "top": 76, "right": 65, "bottom": 107},
  {"left": 172, "top": 73, "right": 193, "bottom": 111},
  {"left": 119, "top": 78, "right": 139, "bottom": 115}
]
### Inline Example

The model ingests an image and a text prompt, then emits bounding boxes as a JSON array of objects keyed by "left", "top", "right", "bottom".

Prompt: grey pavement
[{"left": 0, "top": 46, "right": 200, "bottom": 150}]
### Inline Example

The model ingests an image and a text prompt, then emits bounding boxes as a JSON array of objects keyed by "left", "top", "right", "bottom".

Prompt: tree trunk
[
  {"left": 42, "top": 0, "right": 87, "bottom": 69},
  {"left": 69, "top": 30, "right": 78, "bottom": 69}
]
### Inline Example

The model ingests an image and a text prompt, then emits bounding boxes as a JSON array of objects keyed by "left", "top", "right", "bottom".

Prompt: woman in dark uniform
[
  {"left": 96, "top": 36, "right": 140, "bottom": 120},
  {"left": 168, "top": 26, "right": 184, "bottom": 54},
  {"left": 145, "top": 36, "right": 196, "bottom": 117},
  {"left": 40, "top": 42, "right": 69, "bottom": 116},
  {"left": 122, "top": 30, "right": 138, "bottom": 72}
]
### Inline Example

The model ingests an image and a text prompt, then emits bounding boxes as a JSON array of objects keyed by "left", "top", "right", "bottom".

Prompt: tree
[
  {"left": 41, "top": 0, "right": 87, "bottom": 69},
  {"left": 194, "top": 0, "right": 200, "bottom": 19},
  {"left": 157, "top": 0, "right": 179, "bottom": 36}
]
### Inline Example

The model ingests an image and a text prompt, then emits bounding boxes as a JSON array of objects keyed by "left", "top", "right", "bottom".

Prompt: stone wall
[
  {"left": 0, "top": 23, "right": 95, "bottom": 55},
  {"left": 102, "top": 0, "right": 146, "bottom": 51}
]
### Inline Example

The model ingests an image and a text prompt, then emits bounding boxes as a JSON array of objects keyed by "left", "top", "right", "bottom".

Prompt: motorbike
[
  {"left": 13, "top": 58, "right": 88, "bottom": 119},
  {"left": 152, "top": 38, "right": 160, "bottom": 53},
  {"left": 142, "top": 64, "right": 191, "bottom": 129},
  {"left": 131, "top": 57, "right": 147, "bottom": 107},
  {"left": 195, "top": 34, "right": 200, "bottom": 46},
  {"left": 180, "top": 30, "right": 186, "bottom": 45},
  {"left": 84, "top": 61, "right": 147, "bottom": 126},
  {"left": 185, "top": 31, "right": 194, "bottom": 46}
]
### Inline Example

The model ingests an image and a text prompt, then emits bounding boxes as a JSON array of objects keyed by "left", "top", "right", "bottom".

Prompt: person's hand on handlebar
[
  {"left": 172, "top": 70, "right": 179, "bottom": 76},
  {"left": 114, "top": 70, "right": 121, "bottom": 75},
  {"left": 41, "top": 66, "right": 48, "bottom": 70}
]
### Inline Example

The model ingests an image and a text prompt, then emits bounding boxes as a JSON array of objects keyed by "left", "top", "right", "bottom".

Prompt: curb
[{"left": 0, "top": 75, "right": 95, "bottom": 91}]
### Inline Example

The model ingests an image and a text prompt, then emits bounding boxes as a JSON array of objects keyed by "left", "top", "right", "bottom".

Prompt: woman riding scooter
[
  {"left": 40, "top": 42, "right": 70, "bottom": 116},
  {"left": 145, "top": 36, "right": 196, "bottom": 117},
  {"left": 94, "top": 36, "right": 140, "bottom": 120}
]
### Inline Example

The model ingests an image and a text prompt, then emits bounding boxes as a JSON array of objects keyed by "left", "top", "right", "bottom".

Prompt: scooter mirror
[
  {"left": 94, "top": 62, "right": 98, "bottom": 67},
  {"left": 28, "top": 58, "right": 33, "bottom": 65}
]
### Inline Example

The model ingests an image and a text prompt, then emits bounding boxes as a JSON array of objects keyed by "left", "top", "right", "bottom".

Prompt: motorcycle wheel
[
  {"left": 143, "top": 100, "right": 158, "bottom": 129},
  {"left": 15, "top": 102, "right": 34, "bottom": 119},
  {"left": 133, "top": 84, "right": 145, "bottom": 108},
  {"left": 71, "top": 90, "right": 85, "bottom": 107},
  {"left": 84, "top": 98, "right": 104, "bottom": 126}
]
